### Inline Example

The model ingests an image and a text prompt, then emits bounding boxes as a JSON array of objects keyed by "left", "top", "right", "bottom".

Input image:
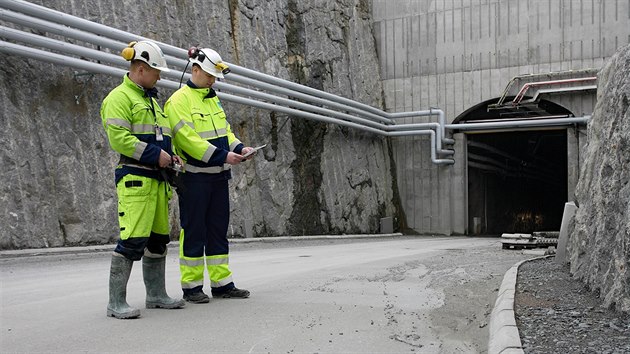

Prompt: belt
[{"left": 118, "top": 155, "right": 157, "bottom": 171}]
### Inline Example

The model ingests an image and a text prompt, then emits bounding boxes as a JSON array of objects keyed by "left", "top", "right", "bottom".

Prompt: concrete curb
[
  {"left": 488, "top": 255, "right": 552, "bottom": 354},
  {"left": 0, "top": 233, "right": 404, "bottom": 258}
]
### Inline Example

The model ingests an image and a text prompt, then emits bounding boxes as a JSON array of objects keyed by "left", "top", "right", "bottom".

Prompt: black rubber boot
[
  {"left": 183, "top": 291, "right": 211, "bottom": 304},
  {"left": 142, "top": 251, "right": 186, "bottom": 309},
  {"left": 212, "top": 287, "right": 250, "bottom": 299},
  {"left": 107, "top": 253, "right": 141, "bottom": 319}
]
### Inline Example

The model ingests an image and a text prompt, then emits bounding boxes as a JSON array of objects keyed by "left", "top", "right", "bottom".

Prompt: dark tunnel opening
[
  {"left": 456, "top": 97, "right": 573, "bottom": 236},
  {"left": 467, "top": 130, "right": 568, "bottom": 236}
]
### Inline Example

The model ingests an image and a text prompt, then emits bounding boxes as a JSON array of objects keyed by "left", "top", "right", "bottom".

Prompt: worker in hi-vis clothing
[
  {"left": 100, "top": 40, "right": 185, "bottom": 319},
  {"left": 165, "top": 47, "right": 254, "bottom": 303}
]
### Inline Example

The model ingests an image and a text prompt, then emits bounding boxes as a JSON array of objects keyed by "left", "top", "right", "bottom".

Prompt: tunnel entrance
[
  {"left": 455, "top": 97, "right": 573, "bottom": 236},
  {"left": 466, "top": 130, "right": 568, "bottom": 235}
]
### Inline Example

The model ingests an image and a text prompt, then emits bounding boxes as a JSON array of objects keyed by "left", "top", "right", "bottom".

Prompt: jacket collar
[
  {"left": 123, "top": 74, "right": 159, "bottom": 98},
  {"left": 186, "top": 79, "right": 216, "bottom": 99}
]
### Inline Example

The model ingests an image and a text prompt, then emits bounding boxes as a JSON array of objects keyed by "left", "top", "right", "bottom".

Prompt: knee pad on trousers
[
  {"left": 146, "top": 232, "right": 170, "bottom": 255},
  {"left": 114, "top": 239, "right": 146, "bottom": 261}
]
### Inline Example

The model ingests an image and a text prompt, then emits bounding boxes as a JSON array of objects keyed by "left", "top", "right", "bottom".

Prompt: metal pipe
[
  {"left": 0, "top": 3, "right": 459, "bottom": 157},
  {"left": 389, "top": 107, "right": 454, "bottom": 145},
  {"left": 223, "top": 92, "right": 455, "bottom": 165},
  {"left": 213, "top": 81, "right": 393, "bottom": 130},
  {"left": 207, "top": 80, "right": 453, "bottom": 156},
  {"left": 492, "top": 68, "right": 599, "bottom": 107},
  {"left": 0, "top": 8, "right": 395, "bottom": 126},
  {"left": 0, "top": 10, "right": 455, "bottom": 157},
  {"left": 512, "top": 77, "right": 597, "bottom": 105},
  {"left": 386, "top": 130, "right": 454, "bottom": 164},
  {"left": 215, "top": 80, "right": 453, "bottom": 154},
  {"left": 459, "top": 115, "right": 570, "bottom": 124},
  {"left": 0, "top": 0, "right": 186, "bottom": 56},
  {"left": 226, "top": 64, "right": 395, "bottom": 123},
  {"left": 7, "top": 1, "right": 588, "bottom": 165},
  {"left": 0, "top": 0, "right": 398, "bottom": 125},
  {"left": 2, "top": 0, "right": 455, "bottom": 142},
  {"left": 0, "top": 39, "right": 454, "bottom": 165},
  {"left": 520, "top": 85, "right": 597, "bottom": 104},
  {"left": 0, "top": 5, "right": 401, "bottom": 128},
  {"left": 214, "top": 85, "right": 452, "bottom": 156},
  {"left": 0, "top": 23, "right": 197, "bottom": 87},
  {"left": 0, "top": 8, "right": 190, "bottom": 68},
  {"left": 220, "top": 93, "right": 452, "bottom": 163},
  {"left": 0, "top": 24, "right": 128, "bottom": 64},
  {"left": 0, "top": 23, "right": 431, "bottom": 139},
  {"left": 446, "top": 116, "right": 590, "bottom": 131},
  {"left": 225, "top": 74, "right": 393, "bottom": 124},
  {"left": 0, "top": 39, "right": 127, "bottom": 77}
]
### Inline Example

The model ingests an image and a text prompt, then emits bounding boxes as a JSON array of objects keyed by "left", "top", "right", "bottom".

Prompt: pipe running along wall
[
  {"left": 0, "top": 0, "right": 590, "bottom": 165},
  {"left": 0, "top": 0, "right": 457, "bottom": 164}
]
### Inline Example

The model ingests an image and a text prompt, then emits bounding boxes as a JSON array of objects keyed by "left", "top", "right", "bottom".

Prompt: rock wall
[
  {"left": 0, "top": 0, "right": 402, "bottom": 249},
  {"left": 568, "top": 44, "right": 630, "bottom": 313}
]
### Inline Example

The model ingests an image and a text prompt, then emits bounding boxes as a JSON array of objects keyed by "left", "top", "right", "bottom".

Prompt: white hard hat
[
  {"left": 187, "top": 47, "right": 230, "bottom": 78},
  {"left": 121, "top": 40, "right": 170, "bottom": 72}
]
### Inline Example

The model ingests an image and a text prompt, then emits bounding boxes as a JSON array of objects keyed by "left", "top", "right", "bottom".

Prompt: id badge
[{"left": 155, "top": 125, "right": 164, "bottom": 141}]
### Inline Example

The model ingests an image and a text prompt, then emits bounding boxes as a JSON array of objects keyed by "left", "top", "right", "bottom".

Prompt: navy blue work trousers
[{"left": 178, "top": 175, "right": 230, "bottom": 258}]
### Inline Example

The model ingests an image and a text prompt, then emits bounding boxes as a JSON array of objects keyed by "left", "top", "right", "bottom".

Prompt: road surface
[{"left": 0, "top": 236, "right": 533, "bottom": 353}]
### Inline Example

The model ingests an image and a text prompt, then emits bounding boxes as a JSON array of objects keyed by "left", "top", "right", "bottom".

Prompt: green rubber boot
[
  {"left": 142, "top": 250, "right": 186, "bottom": 309},
  {"left": 107, "top": 253, "right": 141, "bottom": 319}
]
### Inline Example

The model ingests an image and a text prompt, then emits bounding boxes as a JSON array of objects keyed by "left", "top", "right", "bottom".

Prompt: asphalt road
[{"left": 0, "top": 236, "right": 533, "bottom": 353}]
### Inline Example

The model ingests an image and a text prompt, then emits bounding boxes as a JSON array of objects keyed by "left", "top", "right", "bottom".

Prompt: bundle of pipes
[
  {"left": 0, "top": 0, "right": 591, "bottom": 165},
  {"left": 0, "top": 0, "right": 456, "bottom": 165}
]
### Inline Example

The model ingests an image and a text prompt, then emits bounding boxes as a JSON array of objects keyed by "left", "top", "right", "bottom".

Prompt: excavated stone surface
[
  {"left": 0, "top": 0, "right": 400, "bottom": 249},
  {"left": 568, "top": 44, "right": 630, "bottom": 313}
]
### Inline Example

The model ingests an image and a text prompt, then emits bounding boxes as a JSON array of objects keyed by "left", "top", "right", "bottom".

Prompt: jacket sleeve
[
  {"left": 226, "top": 121, "right": 244, "bottom": 154},
  {"left": 165, "top": 94, "right": 216, "bottom": 163},
  {"left": 100, "top": 94, "right": 161, "bottom": 165}
]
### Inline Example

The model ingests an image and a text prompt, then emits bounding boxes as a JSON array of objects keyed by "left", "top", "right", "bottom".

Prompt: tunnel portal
[{"left": 455, "top": 98, "right": 573, "bottom": 236}]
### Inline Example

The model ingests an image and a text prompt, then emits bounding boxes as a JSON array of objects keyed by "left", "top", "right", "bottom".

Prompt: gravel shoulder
[{"left": 515, "top": 257, "right": 630, "bottom": 353}]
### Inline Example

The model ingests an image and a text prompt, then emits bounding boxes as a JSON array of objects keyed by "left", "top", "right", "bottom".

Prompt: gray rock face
[
  {"left": 568, "top": 44, "right": 630, "bottom": 313},
  {"left": 0, "top": 0, "right": 400, "bottom": 249}
]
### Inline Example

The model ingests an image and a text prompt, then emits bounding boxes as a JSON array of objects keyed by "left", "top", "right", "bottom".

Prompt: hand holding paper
[{"left": 242, "top": 144, "right": 267, "bottom": 158}]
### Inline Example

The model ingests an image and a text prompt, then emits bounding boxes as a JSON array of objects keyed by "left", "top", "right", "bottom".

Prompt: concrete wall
[{"left": 372, "top": 0, "right": 630, "bottom": 234}]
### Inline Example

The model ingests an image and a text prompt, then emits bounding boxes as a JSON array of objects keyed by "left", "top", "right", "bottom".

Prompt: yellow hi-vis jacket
[
  {"left": 100, "top": 74, "right": 173, "bottom": 183},
  {"left": 165, "top": 83, "right": 243, "bottom": 178}
]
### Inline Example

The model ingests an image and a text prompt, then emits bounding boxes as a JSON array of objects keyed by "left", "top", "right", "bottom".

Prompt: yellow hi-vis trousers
[{"left": 179, "top": 229, "right": 233, "bottom": 291}]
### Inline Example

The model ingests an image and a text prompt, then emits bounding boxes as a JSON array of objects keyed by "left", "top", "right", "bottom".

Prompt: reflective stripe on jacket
[
  {"left": 164, "top": 82, "right": 243, "bottom": 178},
  {"left": 100, "top": 74, "right": 173, "bottom": 183}
]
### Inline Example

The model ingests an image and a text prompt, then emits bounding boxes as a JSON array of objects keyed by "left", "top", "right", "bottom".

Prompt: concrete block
[
  {"left": 501, "top": 233, "right": 533, "bottom": 239},
  {"left": 493, "top": 289, "right": 515, "bottom": 311},
  {"left": 473, "top": 216, "right": 482, "bottom": 235},
  {"left": 490, "top": 309, "right": 517, "bottom": 334},
  {"left": 555, "top": 201, "right": 577, "bottom": 264},
  {"left": 523, "top": 249, "right": 546, "bottom": 256},
  {"left": 499, "top": 348, "right": 525, "bottom": 354},
  {"left": 532, "top": 231, "right": 560, "bottom": 238},
  {"left": 380, "top": 216, "right": 394, "bottom": 234},
  {"left": 488, "top": 325, "right": 522, "bottom": 354},
  {"left": 498, "top": 267, "right": 518, "bottom": 291},
  {"left": 243, "top": 219, "right": 254, "bottom": 239}
]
